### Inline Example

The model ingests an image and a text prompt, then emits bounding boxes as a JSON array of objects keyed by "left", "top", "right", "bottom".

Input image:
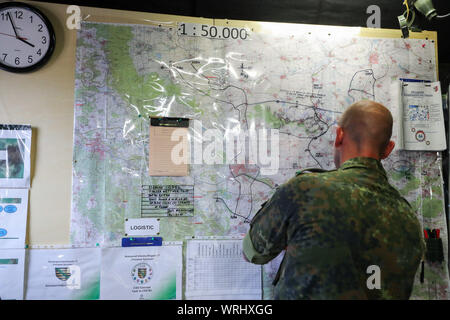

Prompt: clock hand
[
  {"left": 0, "top": 32, "right": 27, "bottom": 40},
  {"left": 6, "top": 12, "right": 19, "bottom": 38},
  {"left": 17, "top": 37, "right": 35, "bottom": 48},
  {"left": 6, "top": 12, "right": 34, "bottom": 47}
]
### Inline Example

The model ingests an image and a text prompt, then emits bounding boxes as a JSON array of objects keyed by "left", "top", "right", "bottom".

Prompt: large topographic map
[{"left": 72, "top": 21, "right": 449, "bottom": 299}]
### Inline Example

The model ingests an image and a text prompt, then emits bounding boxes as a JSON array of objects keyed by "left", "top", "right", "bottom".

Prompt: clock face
[{"left": 0, "top": 2, "right": 55, "bottom": 73}]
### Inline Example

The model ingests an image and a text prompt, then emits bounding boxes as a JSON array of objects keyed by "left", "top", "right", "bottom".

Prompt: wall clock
[{"left": 0, "top": 2, "right": 56, "bottom": 73}]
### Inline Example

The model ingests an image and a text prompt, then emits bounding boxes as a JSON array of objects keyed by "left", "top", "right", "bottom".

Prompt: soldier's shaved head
[
  {"left": 338, "top": 100, "right": 393, "bottom": 154},
  {"left": 334, "top": 100, "right": 395, "bottom": 168}
]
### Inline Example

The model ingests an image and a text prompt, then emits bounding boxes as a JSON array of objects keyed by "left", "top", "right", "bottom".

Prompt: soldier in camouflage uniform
[{"left": 243, "top": 100, "right": 425, "bottom": 299}]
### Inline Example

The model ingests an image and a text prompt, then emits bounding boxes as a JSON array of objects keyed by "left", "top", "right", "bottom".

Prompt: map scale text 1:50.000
[{"left": 178, "top": 22, "right": 250, "bottom": 40}]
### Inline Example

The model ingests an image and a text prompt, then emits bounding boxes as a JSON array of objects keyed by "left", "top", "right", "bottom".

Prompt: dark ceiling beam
[{"left": 31, "top": 0, "right": 450, "bottom": 64}]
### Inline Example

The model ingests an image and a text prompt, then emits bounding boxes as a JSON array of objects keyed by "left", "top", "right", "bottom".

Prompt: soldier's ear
[
  {"left": 380, "top": 140, "right": 395, "bottom": 159},
  {"left": 334, "top": 127, "right": 344, "bottom": 147}
]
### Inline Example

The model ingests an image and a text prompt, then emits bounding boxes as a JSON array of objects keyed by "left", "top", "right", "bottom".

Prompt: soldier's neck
[{"left": 340, "top": 149, "right": 381, "bottom": 164}]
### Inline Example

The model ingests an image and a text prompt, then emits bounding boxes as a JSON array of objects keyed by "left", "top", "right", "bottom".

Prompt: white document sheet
[
  {"left": 0, "top": 249, "right": 25, "bottom": 300},
  {"left": 185, "top": 239, "right": 262, "bottom": 300},
  {"left": 0, "top": 189, "right": 28, "bottom": 249},
  {"left": 100, "top": 245, "right": 182, "bottom": 300},
  {"left": 25, "top": 248, "right": 101, "bottom": 300}
]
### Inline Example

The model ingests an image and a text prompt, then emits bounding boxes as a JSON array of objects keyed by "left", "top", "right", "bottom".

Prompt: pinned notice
[
  {"left": 394, "top": 79, "right": 446, "bottom": 151},
  {"left": 125, "top": 218, "right": 160, "bottom": 236},
  {"left": 149, "top": 117, "right": 190, "bottom": 176}
]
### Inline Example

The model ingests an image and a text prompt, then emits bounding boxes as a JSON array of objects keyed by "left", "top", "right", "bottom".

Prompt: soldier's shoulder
[
  {"left": 295, "top": 167, "right": 335, "bottom": 177},
  {"left": 287, "top": 167, "right": 340, "bottom": 190},
  {"left": 293, "top": 168, "right": 340, "bottom": 183}
]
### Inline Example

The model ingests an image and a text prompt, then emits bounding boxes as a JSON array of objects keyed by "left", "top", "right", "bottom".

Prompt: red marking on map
[
  {"left": 230, "top": 164, "right": 256, "bottom": 176},
  {"left": 85, "top": 133, "right": 106, "bottom": 160},
  {"left": 369, "top": 53, "right": 379, "bottom": 64}
]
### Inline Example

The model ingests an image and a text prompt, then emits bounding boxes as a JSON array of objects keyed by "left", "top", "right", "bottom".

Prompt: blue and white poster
[
  {"left": 0, "top": 249, "right": 25, "bottom": 300},
  {"left": 0, "top": 188, "right": 28, "bottom": 249}
]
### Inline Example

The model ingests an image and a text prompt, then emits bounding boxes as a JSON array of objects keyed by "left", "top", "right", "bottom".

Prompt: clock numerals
[
  {"left": 37, "top": 49, "right": 42, "bottom": 56},
  {"left": 1, "top": 54, "right": 37, "bottom": 66},
  {"left": 13, "top": 11, "right": 23, "bottom": 20},
  {"left": 1, "top": 10, "right": 24, "bottom": 21},
  {"left": 38, "top": 24, "right": 43, "bottom": 32}
]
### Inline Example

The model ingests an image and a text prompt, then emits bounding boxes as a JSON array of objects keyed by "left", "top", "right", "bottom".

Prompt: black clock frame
[{"left": 0, "top": 2, "right": 56, "bottom": 73}]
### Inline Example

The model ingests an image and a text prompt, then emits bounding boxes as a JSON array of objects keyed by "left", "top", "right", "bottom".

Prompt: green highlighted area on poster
[{"left": 0, "top": 138, "right": 25, "bottom": 179}]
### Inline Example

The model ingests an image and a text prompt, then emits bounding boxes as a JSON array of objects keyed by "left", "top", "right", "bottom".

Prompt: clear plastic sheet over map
[{"left": 70, "top": 17, "right": 450, "bottom": 299}]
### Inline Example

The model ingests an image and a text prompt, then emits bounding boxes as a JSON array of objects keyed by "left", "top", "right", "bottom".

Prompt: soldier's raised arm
[{"left": 243, "top": 184, "right": 292, "bottom": 264}]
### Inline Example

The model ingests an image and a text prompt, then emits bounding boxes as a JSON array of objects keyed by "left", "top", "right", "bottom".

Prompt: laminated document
[
  {"left": 100, "top": 245, "right": 182, "bottom": 300},
  {"left": 185, "top": 239, "right": 262, "bottom": 300},
  {"left": 394, "top": 79, "right": 446, "bottom": 151},
  {"left": 0, "top": 125, "right": 32, "bottom": 188},
  {"left": 25, "top": 248, "right": 101, "bottom": 300},
  {"left": 0, "top": 249, "right": 25, "bottom": 300},
  {"left": 0, "top": 189, "right": 29, "bottom": 249}
]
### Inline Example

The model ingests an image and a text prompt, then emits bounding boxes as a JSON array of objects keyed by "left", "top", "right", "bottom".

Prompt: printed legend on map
[{"left": 141, "top": 185, "right": 194, "bottom": 217}]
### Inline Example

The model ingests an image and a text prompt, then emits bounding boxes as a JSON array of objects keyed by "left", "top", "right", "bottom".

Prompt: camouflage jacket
[{"left": 243, "top": 157, "right": 425, "bottom": 299}]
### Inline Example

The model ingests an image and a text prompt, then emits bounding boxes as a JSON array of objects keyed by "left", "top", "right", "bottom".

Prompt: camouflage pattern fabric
[{"left": 243, "top": 157, "right": 425, "bottom": 299}]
